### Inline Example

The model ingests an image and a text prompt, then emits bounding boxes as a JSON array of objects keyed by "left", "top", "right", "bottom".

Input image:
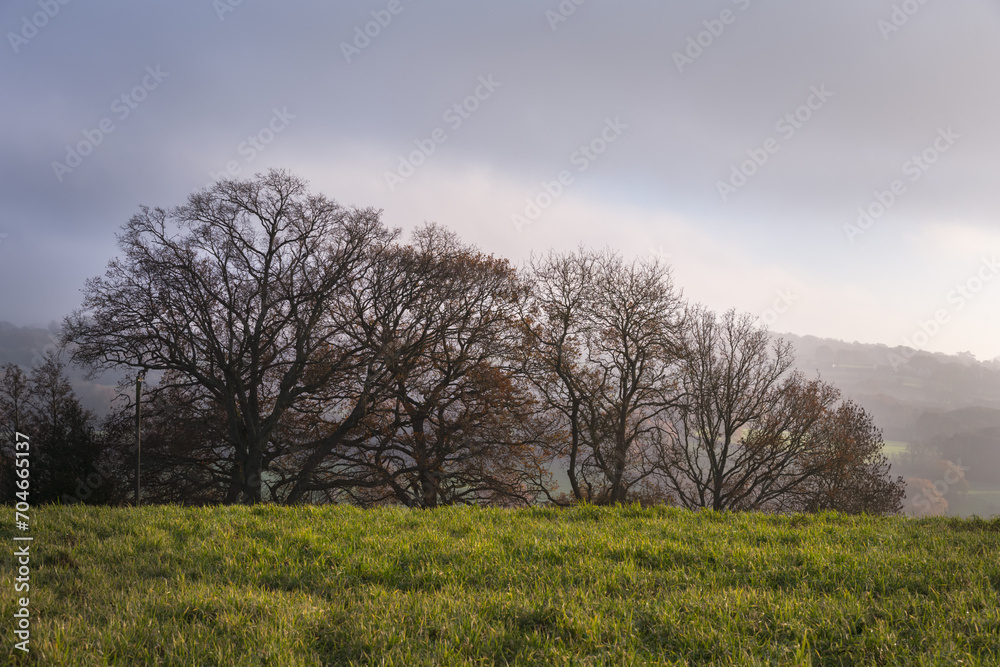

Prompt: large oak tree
[
  {"left": 281, "top": 225, "right": 555, "bottom": 507},
  {"left": 63, "top": 170, "right": 390, "bottom": 503}
]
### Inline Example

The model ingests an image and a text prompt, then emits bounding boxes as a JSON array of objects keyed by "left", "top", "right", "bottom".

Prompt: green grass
[{"left": 3, "top": 506, "right": 1000, "bottom": 666}]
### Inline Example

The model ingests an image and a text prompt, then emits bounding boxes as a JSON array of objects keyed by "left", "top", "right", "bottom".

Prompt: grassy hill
[{"left": 3, "top": 505, "right": 999, "bottom": 665}]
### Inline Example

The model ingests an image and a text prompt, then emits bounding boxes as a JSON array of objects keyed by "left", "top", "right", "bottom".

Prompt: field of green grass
[{"left": 3, "top": 506, "right": 1000, "bottom": 666}]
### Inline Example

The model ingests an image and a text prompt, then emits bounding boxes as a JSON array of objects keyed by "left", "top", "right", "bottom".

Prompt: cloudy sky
[{"left": 2, "top": 0, "right": 1000, "bottom": 361}]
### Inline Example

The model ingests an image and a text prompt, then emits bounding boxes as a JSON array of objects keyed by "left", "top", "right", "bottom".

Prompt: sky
[{"left": 2, "top": 0, "right": 1000, "bottom": 362}]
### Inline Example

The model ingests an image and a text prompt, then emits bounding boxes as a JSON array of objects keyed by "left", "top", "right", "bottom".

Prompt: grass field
[{"left": 3, "top": 506, "right": 1000, "bottom": 666}]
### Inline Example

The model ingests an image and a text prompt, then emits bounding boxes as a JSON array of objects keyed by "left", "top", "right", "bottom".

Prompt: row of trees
[{"left": 2, "top": 170, "right": 904, "bottom": 512}]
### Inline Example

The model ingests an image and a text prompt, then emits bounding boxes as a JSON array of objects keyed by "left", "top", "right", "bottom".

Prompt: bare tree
[
  {"left": 782, "top": 399, "right": 905, "bottom": 514},
  {"left": 273, "top": 223, "right": 481, "bottom": 504},
  {"left": 0, "top": 363, "right": 31, "bottom": 503},
  {"left": 660, "top": 308, "right": 802, "bottom": 510},
  {"left": 660, "top": 308, "right": 903, "bottom": 514},
  {"left": 522, "top": 248, "right": 685, "bottom": 504},
  {"left": 99, "top": 372, "right": 236, "bottom": 504},
  {"left": 285, "top": 225, "right": 555, "bottom": 507},
  {"left": 60, "top": 176, "right": 904, "bottom": 514},
  {"left": 519, "top": 249, "right": 597, "bottom": 502},
  {"left": 63, "top": 170, "right": 390, "bottom": 504}
]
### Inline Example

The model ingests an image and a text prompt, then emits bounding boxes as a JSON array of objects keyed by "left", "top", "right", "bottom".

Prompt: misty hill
[
  {"left": 780, "top": 332, "right": 1000, "bottom": 517},
  {"left": 0, "top": 321, "right": 124, "bottom": 418},
  {"left": 781, "top": 332, "right": 1000, "bottom": 438}
]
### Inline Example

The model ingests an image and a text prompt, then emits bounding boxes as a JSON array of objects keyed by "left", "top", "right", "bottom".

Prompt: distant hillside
[
  {"left": 783, "top": 332, "right": 1000, "bottom": 409},
  {"left": 779, "top": 331, "right": 1000, "bottom": 438},
  {"left": 780, "top": 332, "right": 1000, "bottom": 518},
  {"left": 0, "top": 321, "right": 124, "bottom": 417}
]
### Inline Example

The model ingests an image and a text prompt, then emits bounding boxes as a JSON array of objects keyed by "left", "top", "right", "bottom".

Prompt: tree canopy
[{"left": 55, "top": 170, "right": 905, "bottom": 514}]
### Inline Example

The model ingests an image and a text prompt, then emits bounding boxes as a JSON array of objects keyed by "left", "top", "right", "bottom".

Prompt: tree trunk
[
  {"left": 243, "top": 438, "right": 263, "bottom": 504},
  {"left": 567, "top": 402, "right": 583, "bottom": 501}
]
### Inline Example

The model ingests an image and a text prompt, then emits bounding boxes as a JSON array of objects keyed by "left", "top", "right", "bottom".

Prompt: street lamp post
[{"left": 135, "top": 373, "right": 143, "bottom": 506}]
